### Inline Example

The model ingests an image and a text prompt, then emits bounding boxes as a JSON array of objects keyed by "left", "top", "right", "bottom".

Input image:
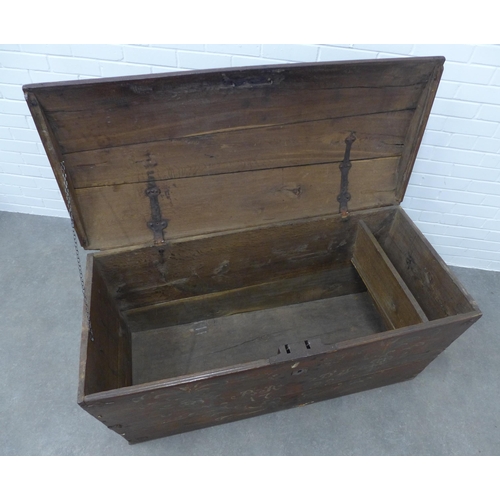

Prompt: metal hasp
[
  {"left": 145, "top": 175, "right": 168, "bottom": 245},
  {"left": 337, "top": 132, "right": 357, "bottom": 219}
]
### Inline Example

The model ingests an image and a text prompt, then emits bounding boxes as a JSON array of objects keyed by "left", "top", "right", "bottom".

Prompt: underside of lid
[{"left": 23, "top": 56, "right": 444, "bottom": 250}]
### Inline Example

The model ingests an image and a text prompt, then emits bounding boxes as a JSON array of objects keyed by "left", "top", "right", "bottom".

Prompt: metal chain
[{"left": 60, "top": 161, "right": 94, "bottom": 342}]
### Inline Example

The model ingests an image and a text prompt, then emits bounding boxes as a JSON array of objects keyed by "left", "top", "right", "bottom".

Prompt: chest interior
[{"left": 83, "top": 204, "right": 477, "bottom": 394}]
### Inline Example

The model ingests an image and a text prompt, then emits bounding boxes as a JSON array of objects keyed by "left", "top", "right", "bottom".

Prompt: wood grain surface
[
  {"left": 77, "top": 157, "right": 399, "bottom": 249},
  {"left": 352, "top": 220, "right": 428, "bottom": 329},
  {"left": 78, "top": 255, "right": 132, "bottom": 399},
  {"left": 132, "top": 292, "right": 385, "bottom": 384},
  {"left": 26, "top": 57, "right": 441, "bottom": 153},
  {"left": 81, "top": 311, "right": 480, "bottom": 443},
  {"left": 94, "top": 206, "right": 397, "bottom": 312},
  {"left": 31, "top": 56, "right": 482, "bottom": 445},
  {"left": 23, "top": 57, "right": 445, "bottom": 250},
  {"left": 380, "top": 208, "right": 480, "bottom": 320},
  {"left": 125, "top": 266, "right": 366, "bottom": 332},
  {"left": 64, "top": 110, "right": 412, "bottom": 189}
]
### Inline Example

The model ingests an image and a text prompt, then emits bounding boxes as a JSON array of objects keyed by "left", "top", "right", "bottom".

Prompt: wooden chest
[{"left": 24, "top": 56, "right": 482, "bottom": 444}]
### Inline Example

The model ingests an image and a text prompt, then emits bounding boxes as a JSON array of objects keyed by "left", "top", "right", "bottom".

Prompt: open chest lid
[{"left": 23, "top": 56, "right": 444, "bottom": 251}]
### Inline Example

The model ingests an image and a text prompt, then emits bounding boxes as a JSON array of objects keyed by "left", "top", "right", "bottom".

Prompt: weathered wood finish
[
  {"left": 76, "top": 157, "right": 400, "bottom": 249},
  {"left": 23, "top": 93, "right": 89, "bottom": 247},
  {"left": 395, "top": 63, "right": 444, "bottom": 201},
  {"left": 23, "top": 57, "right": 482, "bottom": 444},
  {"left": 78, "top": 255, "right": 132, "bottom": 399},
  {"left": 380, "top": 208, "right": 478, "bottom": 320},
  {"left": 79, "top": 204, "right": 480, "bottom": 443},
  {"left": 80, "top": 312, "right": 480, "bottom": 443},
  {"left": 23, "top": 57, "right": 445, "bottom": 250},
  {"left": 352, "top": 220, "right": 428, "bottom": 329},
  {"left": 95, "top": 207, "right": 396, "bottom": 313},
  {"left": 125, "top": 266, "right": 365, "bottom": 332},
  {"left": 65, "top": 110, "right": 411, "bottom": 189},
  {"left": 25, "top": 58, "right": 440, "bottom": 153},
  {"left": 132, "top": 292, "right": 385, "bottom": 384}
]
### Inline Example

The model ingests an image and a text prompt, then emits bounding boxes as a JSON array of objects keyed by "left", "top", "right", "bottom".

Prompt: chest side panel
[{"left": 81, "top": 312, "right": 478, "bottom": 443}]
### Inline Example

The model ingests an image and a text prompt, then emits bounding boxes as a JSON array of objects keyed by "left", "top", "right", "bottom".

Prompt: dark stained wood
[
  {"left": 78, "top": 254, "right": 132, "bottom": 399},
  {"left": 95, "top": 207, "right": 397, "bottom": 311},
  {"left": 65, "top": 110, "right": 411, "bottom": 189},
  {"left": 379, "top": 207, "right": 480, "bottom": 320},
  {"left": 77, "top": 157, "right": 399, "bottom": 250},
  {"left": 352, "top": 220, "right": 428, "bottom": 329},
  {"left": 100, "top": 361, "right": 430, "bottom": 443},
  {"left": 50, "top": 85, "right": 419, "bottom": 156},
  {"left": 396, "top": 62, "right": 444, "bottom": 201},
  {"left": 77, "top": 254, "right": 94, "bottom": 403},
  {"left": 132, "top": 292, "right": 385, "bottom": 384},
  {"left": 25, "top": 58, "right": 441, "bottom": 154},
  {"left": 25, "top": 56, "right": 481, "bottom": 444},
  {"left": 24, "top": 57, "right": 442, "bottom": 94},
  {"left": 81, "top": 312, "right": 480, "bottom": 443},
  {"left": 125, "top": 266, "right": 366, "bottom": 332},
  {"left": 23, "top": 57, "right": 445, "bottom": 250},
  {"left": 23, "top": 92, "right": 88, "bottom": 247}
]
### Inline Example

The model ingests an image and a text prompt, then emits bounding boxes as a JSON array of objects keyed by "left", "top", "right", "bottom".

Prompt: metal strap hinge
[
  {"left": 337, "top": 132, "right": 356, "bottom": 219},
  {"left": 145, "top": 175, "right": 168, "bottom": 245}
]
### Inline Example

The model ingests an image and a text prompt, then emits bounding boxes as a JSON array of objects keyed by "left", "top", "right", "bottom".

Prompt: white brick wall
[{"left": 1, "top": 44, "right": 499, "bottom": 271}]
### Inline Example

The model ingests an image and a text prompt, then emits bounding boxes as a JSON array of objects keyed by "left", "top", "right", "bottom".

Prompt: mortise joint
[{"left": 272, "top": 338, "right": 327, "bottom": 364}]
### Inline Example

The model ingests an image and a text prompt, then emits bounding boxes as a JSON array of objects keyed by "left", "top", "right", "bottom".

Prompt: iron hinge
[
  {"left": 337, "top": 132, "right": 356, "bottom": 219},
  {"left": 145, "top": 175, "right": 168, "bottom": 245}
]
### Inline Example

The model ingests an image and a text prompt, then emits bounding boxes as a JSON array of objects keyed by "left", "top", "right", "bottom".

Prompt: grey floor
[{"left": 1, "top": 210, "right": 499, "bottom": 456}]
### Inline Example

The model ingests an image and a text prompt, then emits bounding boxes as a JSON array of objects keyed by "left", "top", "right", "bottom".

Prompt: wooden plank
[
  {"left": 132, "top": 292, "right": 384, "bottom": 384},
  {"left": 78, "top": 254, "right": 132, "bottom": 398},
  {"left": 396, "top": 61, "right": 444, "bottom": 200},
  {"left": 96, "top": 360, "right": 432, "bottom": 443},
  {"left": 25, "top": 57, "right": 441, "bottom": 111},
  {"left": 23, "top": 92, "right": 89, "bottom": 247},
  {"left": 76, "top": 157, "right": 399, "bottom": 250},
  {"left": 65, "top": 110, "right": 412, "bottom": 189},
  {"left": 26, "top": 58, "right": 442, "bottom": 155},
  {"left": 24, "top": 58, "right": 443, "bottom": 249},
  {"left": 77, "top": 253, "right": 94, "bottom": 403},
  {"left": 80, "top": 311, "right": 480, "bottom": 443},
  {"left": 47, "top": 84, "right": 421, "bottom": 155},
  {"left": 352, "top": 220, "right": 428, "bottom": 329},
  {"left": 379, "top": 208, "right": 481, "bottom": 320},
  {"left": 94, "top": 206, "right": 397, "bottom": 310},
  {"left": 24, "top": 58, "right": 444, "bottom": 250},
  {"left": 125, "top": 266, "right": 366, "bottom": 332}
]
